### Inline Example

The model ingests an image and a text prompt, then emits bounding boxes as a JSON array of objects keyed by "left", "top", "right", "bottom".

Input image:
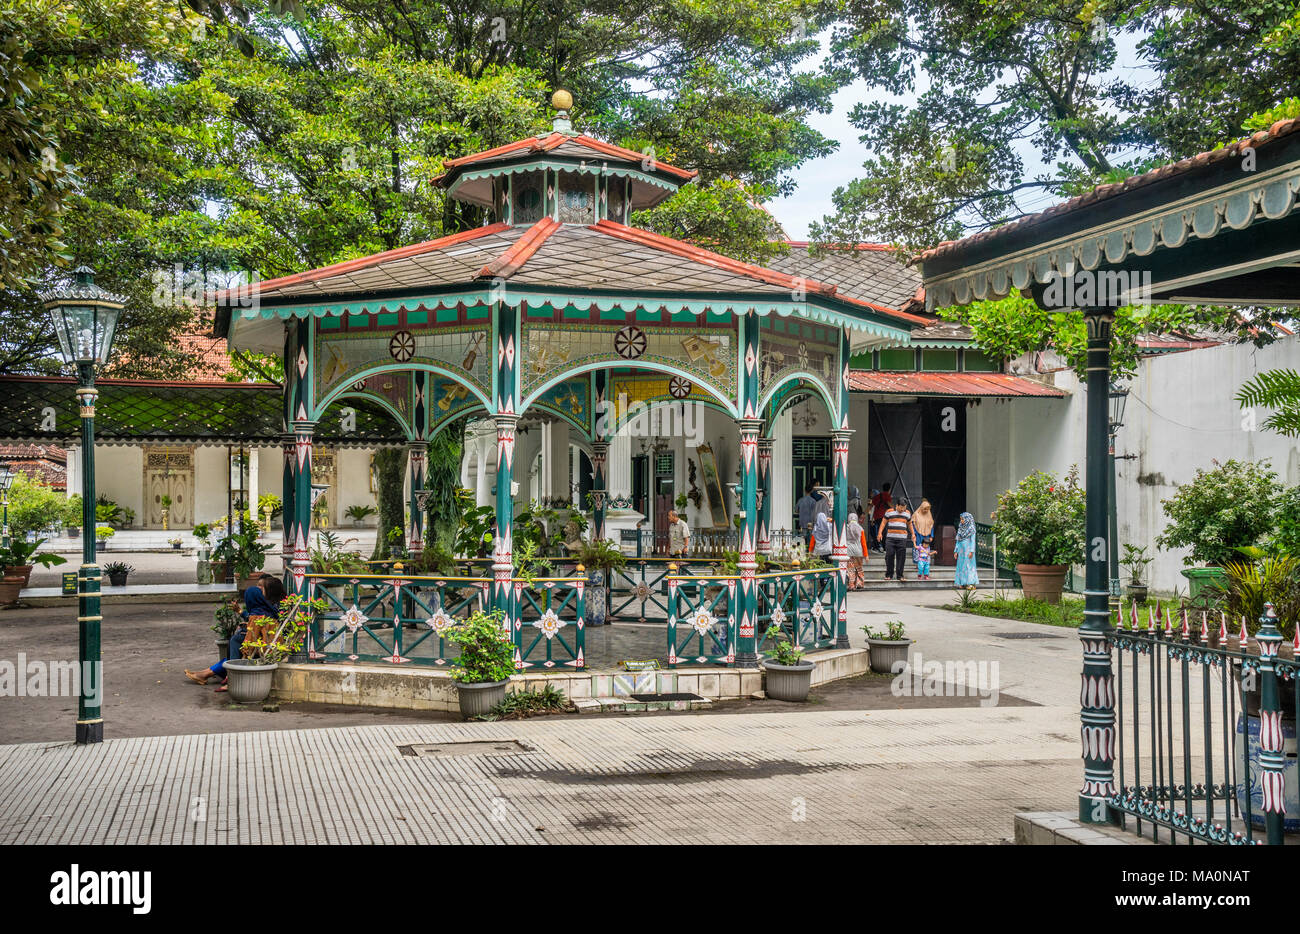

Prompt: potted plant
[
  {"left": 0, "top": 569, "right": 23, "bottom": 606},
  {"left": 992, "top": 467, "right": 1086, "bottom": 604},
  {"left": 761, "top": 623, "right": 814, "bottom": 701},
  {"left": 224, "top": 595, "right": 321, "bottom": 704},
  {"left": 0, "top": 538, "right": 67, "bottom": 587},
  {"left": 191, "top": 522, "right": 213, "bottom": 584},
  {"left": 576, "top": 538, "right": 626, "bottom": 626},
  {"left": 95, "top": 526, "right": 114, "bottom": 553},
  {"left": 444, "top": 609, "right": 516, "bottom": 719},
  {"left": 863, "top": 619, "right": 912, "bottom": 674},
  {"left": 212, "top": 597, "right": 243, "bottom": 661},
  {"left": 168, "top": 536, "right": 183, "bottom": 551},
  {"left": 258, "top": 493, "right": 282, "bottom": 531},
  {"left": 63, "top": 495, "right": 83, "bottom": 538},
  {"left": 211, "top": 526, "right": 270, "bottom": 591},
  {"left": 1121, "top": 544, "right": 1153, "bottom": 603},
  {"left": 1156, "top": 459, "right": 1280, "bottom": 602},
  {"left": 345, "top": 504, "right": 377, "bottom": 527},
  {"left": 103, "top": 561, "right": 134, "bottom": 587}
]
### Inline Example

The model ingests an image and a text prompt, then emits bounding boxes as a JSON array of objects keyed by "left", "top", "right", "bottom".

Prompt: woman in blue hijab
[
  {"left": 954, "top": 512, "right": 979, "bottom": 588},
  {"left": 185, "top": 574, "right": 285, "bottom": 688}
]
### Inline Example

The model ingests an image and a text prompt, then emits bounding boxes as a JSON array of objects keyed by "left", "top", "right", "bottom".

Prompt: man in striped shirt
[{"left": 876, "top": 499, "right": 914, "bottom": 581}]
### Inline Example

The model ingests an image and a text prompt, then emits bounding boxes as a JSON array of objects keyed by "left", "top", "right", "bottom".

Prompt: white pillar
[
  {"left": 769, "top": 405, "right": 794, "bottom": 542},
  {"left": 542, "top": 420, "right": 568, "bottom": 501},
  {"left": 609, "top": 428, "right": 633, "bottom": 498}
]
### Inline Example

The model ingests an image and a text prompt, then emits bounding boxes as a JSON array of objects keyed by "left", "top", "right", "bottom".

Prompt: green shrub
[
  {"left": 8, "top": 472, "right": 67, "bottom": 535},
  {"left": 445, "top": 609, "right": 515, "bottom": 684},
  {"left": 992, "top": 468, "right": 1086, "bottom": 566},
  {"left": 1273, "top": 486, "right": 1300, "bottom": 558},
  {"left": 1156, "top": 459, "right": 1280, "bottom": 566}
]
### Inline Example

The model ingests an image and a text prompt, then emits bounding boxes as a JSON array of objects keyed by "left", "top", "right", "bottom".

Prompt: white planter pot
[{"left": 223, "top": 660, "right": 278, "bottom": 704}]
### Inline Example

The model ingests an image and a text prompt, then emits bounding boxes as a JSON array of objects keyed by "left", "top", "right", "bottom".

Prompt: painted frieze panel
[
  {"left": 315, "top": 313, "right": 490, "bottom": 403},
  {"left": 529, "top": 374, "right": 592, "bottom": 436},
  {"left": 428, "top": 375, "right": 486, "bottom": 436},
  {"left": 758, "top": 319, "right": 840, "bottom": 408},
  {"left": 520, "top": 319, "right": 737, "bottom": 403},
  {"left": 339, "top": 371, "right": 412, "bottom": 424}
]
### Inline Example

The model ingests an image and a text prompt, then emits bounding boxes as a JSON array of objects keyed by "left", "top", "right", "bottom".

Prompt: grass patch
[{"left": 942, "top": 591, "right": 1166, "bottom": 628}]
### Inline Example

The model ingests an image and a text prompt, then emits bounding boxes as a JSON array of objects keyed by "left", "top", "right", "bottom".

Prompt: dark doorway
[
  {"left": 577, "top": 449, "right": 593, "bottom": 506},
  {"left": 791, "top": 436, "right": 831, "bottom": 529},
  {"left": 653, "top": 452, "right": 675, "bottom": 537},
  {"left": 867, "top": 402, "right": 923, "bottom": 511},
  {"left": 920, "top": 399, "right": 967, "bottom": 530},
  {"left": 632, "top": 454, "right": 649, "bottom": 517}
]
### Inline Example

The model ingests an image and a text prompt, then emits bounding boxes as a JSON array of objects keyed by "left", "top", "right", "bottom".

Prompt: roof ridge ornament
[{"left": 551, "top": 89, "right": 575, "bottom": 135}]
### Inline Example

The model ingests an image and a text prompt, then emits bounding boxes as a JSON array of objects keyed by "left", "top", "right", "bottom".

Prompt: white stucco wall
[{"left": 966, "top": 334, "right": 1300, "bottom": 594}]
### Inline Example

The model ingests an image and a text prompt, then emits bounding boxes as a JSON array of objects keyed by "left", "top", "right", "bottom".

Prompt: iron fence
[
  {"left": 1107, "top": 603, "right": 1297, "bottom": 845},
  {"left": 666, "top": 574, "right": 738, "bottom": 666},
  {"left": 756, "top": 568, "right": 837, "bottom": 653},
  {"left": 512, "top": 576, "right": 587, "bottom": 670}
]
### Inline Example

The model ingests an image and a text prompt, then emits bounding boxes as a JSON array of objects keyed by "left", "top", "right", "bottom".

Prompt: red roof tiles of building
[
  {"left": 847, "top": 370, "right": 1066, "bottom": 398},
  {"left": 917, "top": 118, "right": 1300, "bottom": 263},
  {"left": 433, "top": 132, "right": 699, "bottom": 185},
  {"left": 0, "top": 443, "right": 68, "bottom": 490}
]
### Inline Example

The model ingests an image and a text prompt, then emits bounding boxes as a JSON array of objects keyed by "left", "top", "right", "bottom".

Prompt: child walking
[{"left": 914, "top": 540, "right": 932, "bottom": 580}]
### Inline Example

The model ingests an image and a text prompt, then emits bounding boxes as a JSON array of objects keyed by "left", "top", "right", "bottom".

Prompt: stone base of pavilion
[{"left": 272, "top": 646, "right": 868, "bottom": 714}]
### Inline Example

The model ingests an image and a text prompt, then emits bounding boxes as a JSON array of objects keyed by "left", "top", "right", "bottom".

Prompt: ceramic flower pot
[
  {"left": 0, "top": 574, "right": 23, "bottom": 606},
  {"left": 223, "top": 659, "right": 278, "bottom": 704},
  {"left": 456, "top": 679, "right": 510, "bottom": 719},
  {"left": 1016, "top": 563, "right": 1070, "bottom": 604},
  {"left": 106, "top": 571, "right": 129, "bottom": 587},
  {"left": 866, "top": 638, "right": 912, "bottom": 674},
  {"left": 762, "top": 660, "right": 815, "bottom": 702}
]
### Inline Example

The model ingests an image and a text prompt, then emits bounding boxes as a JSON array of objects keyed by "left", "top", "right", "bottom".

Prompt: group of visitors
[{"left": 796, "top": 480, "right": 979, "bottom": 588}]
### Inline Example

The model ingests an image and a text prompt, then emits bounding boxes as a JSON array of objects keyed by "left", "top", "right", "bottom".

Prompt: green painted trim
[
  {"left": 239, "top": 289, "right": 914, "bottom": 342},
  {"left": 447, "top": 159, "right": 680, "bottom": 207},
  {"left": 757, "top": 372, "right": 835, "bottom": 421},
  {"left": 332, "top": 391, "right": 413, "bottom": 439}
]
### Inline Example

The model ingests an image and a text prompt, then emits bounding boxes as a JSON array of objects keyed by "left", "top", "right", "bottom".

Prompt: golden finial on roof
[{"left": 551, "top": 89, "right": 574, "bottom": 134}]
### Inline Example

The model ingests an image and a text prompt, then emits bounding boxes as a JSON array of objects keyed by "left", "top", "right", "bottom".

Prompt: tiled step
[{"left": 573, "top": 695, "right": 713, "bottom": 714}]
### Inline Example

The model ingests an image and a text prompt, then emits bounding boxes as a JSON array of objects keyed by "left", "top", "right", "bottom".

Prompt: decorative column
[
  {"left": 407, "top": 441, "right": 426, "bottom": 554},
  {"left": 757, "top": 437, "right": 773, "bottom": 557},
  {"left": 493, "top": 416, "right": 518, "bottom": 626},
  {"left": 736, "top": 419, "right": 762, "bottom": 666},
  {"left": 1256, "top": 603, "right": 1286, "bottom": 844},
  {"left": 831, "top": 429, "right": 853, "bottom": 648},
  {"left": 590, "top": 441, "right": 608, "bottom": 540},
  {"left": 281, "top": 433, "right": 296, "bottom": 583},
  {"left": 74, "top": 367, "right": 102, "bottom": 744},
  {"left": 288, "top": 419, "right": 316, "bottom": 598},
  {"left": 1079, "top": 309, "right": 1117, "bottom": 823},
  {"left": 832, "top": 326, "right": 853, "bottom": 648},
  {"left": 493, "top": 299, "right": 519, "bottom": 627}
]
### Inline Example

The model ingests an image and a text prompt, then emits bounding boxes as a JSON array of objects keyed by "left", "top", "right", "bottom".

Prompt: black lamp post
[
  {"left": 1107, "top": 383, "right": 1129, "bottom": 611},
  {"left": 40, "top": 266, "right": 125, "bottom": 745},
  {"left": 0, "top": 461, "right": 13, "bottom": 548}
]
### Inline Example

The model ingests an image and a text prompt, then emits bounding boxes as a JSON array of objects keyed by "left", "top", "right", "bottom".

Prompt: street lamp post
[
  {"left": 41, "top": 266, "right": 125, "bottom": 745},
  {"left": 1107, "top": 383, "right": 1129, "bottom": 614},
  {"left": 0, "top": 462, "right": 13, "bottom": 548}
]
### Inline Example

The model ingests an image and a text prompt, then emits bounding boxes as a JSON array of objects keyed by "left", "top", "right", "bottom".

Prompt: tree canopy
[{"left": 4, "top": 0, "right": 842, "bottom": 376}]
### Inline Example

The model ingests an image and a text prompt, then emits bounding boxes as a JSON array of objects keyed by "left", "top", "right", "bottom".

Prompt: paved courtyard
[{"left": 0, "top": 588, "right": 1089, "bottom": 844}]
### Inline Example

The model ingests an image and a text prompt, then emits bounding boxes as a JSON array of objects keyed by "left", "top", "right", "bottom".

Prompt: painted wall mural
[
  {"left": 529, "top": 374, "right": 592, "bottom": 436},
  {"left": 521, "top": 320, "right": 737, "bottom": 404},
  {"left": 758, "top": 319, "right": 840, "bottom": 409},
  {"left": 315, "top": 317, "right": 491, "bottom": 405}
]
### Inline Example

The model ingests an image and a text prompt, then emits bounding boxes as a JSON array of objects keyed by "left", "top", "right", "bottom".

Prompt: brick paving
[
  {"left": 0, "top": 706, "right": 1078, "bottom": 844},
  {"left": 0, "top": 589, "right": 1091, "bottom": 844}
]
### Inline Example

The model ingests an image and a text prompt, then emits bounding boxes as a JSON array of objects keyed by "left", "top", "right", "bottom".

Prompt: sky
[{"left": 770, "top": 31, "right": 1159, "bottom": 240}]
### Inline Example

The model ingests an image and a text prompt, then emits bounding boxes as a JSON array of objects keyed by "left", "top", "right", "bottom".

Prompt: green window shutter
[
  {"left": 962, "top": 350, "right": 1001, "bottom": 372},
  {"left": 877, "top": 347, "right": 915, "bottom": 371},
  {"left": 921, "top": 349, "right": 958, "bottom": 371}
]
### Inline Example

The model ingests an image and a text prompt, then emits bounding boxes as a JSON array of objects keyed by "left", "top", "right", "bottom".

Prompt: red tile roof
[
  {"left": 479, "top": 217, "right": 560, "bottom": 278},
  {"left": 847, "top": 371, "right": 1066, "bottom": 398},
  {"left": 435, "top": 132, "right": 698, "bottom": 184},
  {"left": 0, "top": 443, "right": 68, "bottom": 490},
  {"left": 918, "top": 118, "right": 1300, "bottom": 263},
  {"left": 178, "top": 333, "right": 237, "bottom": 380}
]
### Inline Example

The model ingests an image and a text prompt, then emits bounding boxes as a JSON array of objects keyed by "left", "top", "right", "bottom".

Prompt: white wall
[{"left": 973, "top": 334, "right": 1300, "bottom": 594}]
